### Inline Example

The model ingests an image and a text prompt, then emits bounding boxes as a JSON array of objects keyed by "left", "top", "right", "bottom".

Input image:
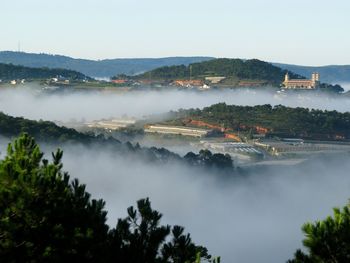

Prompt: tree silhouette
[
  {"left": 0, "top": 133, "right": 109, "bottom": 262},
  {"left": 0, "top": 134, "right": 213, "bottom": 262},
  {"left": 288, "top": 205, "right": 350, "bottom": 262}
]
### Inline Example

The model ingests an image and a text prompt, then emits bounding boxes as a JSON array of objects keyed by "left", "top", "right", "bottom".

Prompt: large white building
[
  {"left": 144, "top": 125, "right": 210, "bottom": 138},
  {"left": 282, "top": 72, "right": 320, "bottom": 89}
]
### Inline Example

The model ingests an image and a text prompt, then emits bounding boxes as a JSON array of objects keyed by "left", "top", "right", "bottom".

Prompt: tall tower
[
  {"left": 284, "top": 73, "right": 289, "bottom": 82},
  {"left": 311, "top": 72, "right": 320, "bottom": 88},
  {"left": 315, "top": 72, "right": 320, "bottom": 81}
]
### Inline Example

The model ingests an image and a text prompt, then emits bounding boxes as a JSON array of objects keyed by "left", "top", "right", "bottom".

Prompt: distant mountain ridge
[
  {"left": 0, "top": 51, "right": 214, "bottom": 78},
  {"left": 1, "top": 51, "right": 348, "bottom": 83},
  {"left": 273, "top": 63, "right": 350, "bottom": 83}
]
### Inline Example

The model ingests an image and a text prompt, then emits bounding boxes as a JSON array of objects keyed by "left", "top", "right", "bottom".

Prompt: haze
[
  {"left": 1, "top": 137, "right": 350, "bottom": 263},
  {"left": 1, "top": 87, "right": 350, "bottom": 262},
  {"left": 0, "top": 87, "right": 350, "bottom": 122}
]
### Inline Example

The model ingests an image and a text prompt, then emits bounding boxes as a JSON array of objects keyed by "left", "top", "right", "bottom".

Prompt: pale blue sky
[{"left": 1, "top": 0, "right": 349, "bottom": 65}]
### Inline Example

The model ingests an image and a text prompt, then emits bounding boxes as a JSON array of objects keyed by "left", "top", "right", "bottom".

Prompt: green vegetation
[
  {"left": 0, "top": 112, "right": 184, "bottom": 165},
  {"left": 0, "top": 134, "right": 212, "bottom": 262},
  {"left": 184, "top": 150, "right": 233, "bottom": 170},
  {"left": 170, "top": 103, "right": 350, "bottom": 140},
  {"left": 133, "top": 58, "right": 303, "bottom": 85},
  {"left": 0, "top": 112, "right": 234, "bottom": 171},
  {"left": 0, "top": 63, "right": 90, "bottom": 81},
  {"left": 288, "top": 202, "right": 350, "bottom": 262},
  {"left": 318, "top": 82, "right": 344, "bottom": 93},
  {"left": 0, "top": 112, "right": 99, "bottom": 143}
]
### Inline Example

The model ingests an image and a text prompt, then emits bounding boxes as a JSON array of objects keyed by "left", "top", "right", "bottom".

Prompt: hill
[
  {"left": 133, "top": 58, "right": 304, "bottom": 86},
  {"left": 167, "top": 103, "right": 350, "bottom": 140},
  {"left": 0, "top": 51, "right": 213, "bottom": 78},
  {"left": 0, "top": 112, "right": 234, "bottom": 170},
  {"left": 0, "top": 111, "right": 177, "bottom": 162},
  {"left": 274, "top": 62, "right": 350, "bottom": 83},
  {"left": 0, "top": 63, "right": 90, "bottom": 81},
  {"left": 2, "top": 51, "right": 349, "bottom": 83}
]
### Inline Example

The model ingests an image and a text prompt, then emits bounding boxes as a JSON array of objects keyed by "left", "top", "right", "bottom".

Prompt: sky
[{"left": 1, "top": 0, "right": 350, "bottom": 65}]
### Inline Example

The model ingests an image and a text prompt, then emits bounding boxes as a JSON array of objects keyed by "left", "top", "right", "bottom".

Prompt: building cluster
[
  {"left": 282, "top": 72, "right": 320, "bottom": 89},
  {"left": 254, "top": 139, "right": 350, "bottom": 156},
  {"left": 205, "top": 76, "right": 226, "bottom": 84},
  {"left": 1, "top": 79, "right": 26, "bottom": 85},
  {"left": 201, "top": 141, "right": 262, "bottom": 155},
  {"left": 49, "top": 76, "right": 71, "bottom": 85},
  {"left": 85, "top": 119, "right": 136, "bottom": 131},
  {"left": 170, "top": 80, "right": 210, "bottom": 90},
  {"left": 144, "top": 125, "right": 211, "bottom": 138}
]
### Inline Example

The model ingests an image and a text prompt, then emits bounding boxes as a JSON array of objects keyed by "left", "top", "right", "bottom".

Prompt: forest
[
  {"left": 169, "top": 103, "right": 350, "bottom": 140},
  {"left": 0, "top": 63, "right": 90, "bottom": 81},
  {"left": 0, "top": 112, "right": 234, "bottom": 172},
  {"left": 132, "top": 58, "right": 303, "bottom": 85}
]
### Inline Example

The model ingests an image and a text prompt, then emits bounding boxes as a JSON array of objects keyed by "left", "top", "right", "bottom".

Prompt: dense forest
[
  {"left": 0, "top": 63, "right": 90, "bottom": 81},
  {"left": 170, "top": 103, "right": 350, "bottom": 140},
  {"left": 0, "top": 112, "right": 234, "bottom": 171},
  {"left": 133, "top": 58, "right": 303, "bottom": 85}
]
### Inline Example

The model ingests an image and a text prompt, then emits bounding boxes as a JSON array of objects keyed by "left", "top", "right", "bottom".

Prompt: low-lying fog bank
[
  {"left": 0, "top": 86, "right": 350, "bottom": 123},
  {"left": 2, "top": 139, "right": 344, "bottom": 263},
  {"left": 59, "top": 145, "right": 350, "bottom": 263},
  {"left": 1, "top": 85, "right": 350, "bottom": 263}
]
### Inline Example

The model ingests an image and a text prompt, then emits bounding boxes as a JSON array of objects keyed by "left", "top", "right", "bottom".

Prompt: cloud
[
  {"left": 42, "top": 143, "right": 350, "bottom": 263},
  {"left": 0, "top": 86, "right": 349, "bottom": 123}
]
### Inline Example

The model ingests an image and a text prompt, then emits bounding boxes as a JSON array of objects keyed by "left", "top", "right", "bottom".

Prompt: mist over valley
[
  {"left": 1, "top": 136, "right": 350, "bottom": 262},
  {"left": 2, "top": 0, "right": 350, "bottom": 261},
  {"left": 1, "top": 86, "right": 350, "bottom": 123},
  {"left": 1, "top": 85, "right": 350, "bottom": 262}
]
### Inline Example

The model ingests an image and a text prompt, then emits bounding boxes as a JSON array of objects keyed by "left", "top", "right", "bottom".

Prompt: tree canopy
[
  {"left": 0, "top": 134, "right": 214, "bottom": 262},
  {"left": 170, "top": 103, "right": 350, "bottom": 140},
  {"left": 0, "top": 63, "right": 90, "bottom": 81},
  {"left": 134, "top": 58, "right": 303, "bottom": 85},
  {"left": 0, "top": 112, "right": 235, "bottom": 172},
  {"left": 288, "top": 203, "right": 350, "bottom": 262}
]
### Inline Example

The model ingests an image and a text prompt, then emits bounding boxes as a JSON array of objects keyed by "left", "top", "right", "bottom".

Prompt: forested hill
[
  {"left": 169, "top": 103, "right": 350, "bottom": 140},
  {"left": 0, "top": 112, "right": 178, "bottom": 163},
  {"left": 0, "top": 63, "right": 90, "bottom": 81},
  {"left": 133, "top": 58, "right": 304, "bottom": 85},
  {"left": 0, "top": 112, "right": 234, "bottom": 170}
]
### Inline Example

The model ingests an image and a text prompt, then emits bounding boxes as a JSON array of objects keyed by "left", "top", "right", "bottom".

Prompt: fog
[
  {"left": 1, "top": 136, "right": 349, "bottom": 262},
  {"left": 1, "top": 86, "right": 350, "bottom": 262},
  {"left": 0, "top": 86, "right": 350, "bottom": 122},
  {"left": 23, "top": 143, "right": 350, "bottom": 262}
]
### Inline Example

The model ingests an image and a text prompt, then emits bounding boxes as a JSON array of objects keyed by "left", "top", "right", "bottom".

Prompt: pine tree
[
  {"left": 0, "top": 134, "right": 213, "bottom": 262},
  {"left": 0, "top": 133, "right": 109, "bottom": 262},
  {"left": 288, "top": 205, "right": 350, "bottom": 262}
]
